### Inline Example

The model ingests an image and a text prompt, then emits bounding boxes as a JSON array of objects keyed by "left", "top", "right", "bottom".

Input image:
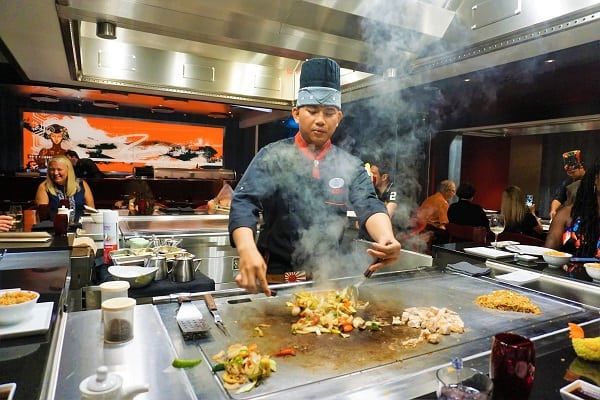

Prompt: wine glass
[
  {"left": 490, "top": 333, "right": 535, "bottom": 400},
  {"left": 488, "top": 213, "right": 505, "bottom": 249},
  {"left": 436, "top": 361, "right": 493, "bottom": 399}
]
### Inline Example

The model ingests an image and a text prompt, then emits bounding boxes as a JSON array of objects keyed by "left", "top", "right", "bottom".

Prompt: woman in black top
[{"left": 501, "top": 185, "right": 544, "bottom": 238}]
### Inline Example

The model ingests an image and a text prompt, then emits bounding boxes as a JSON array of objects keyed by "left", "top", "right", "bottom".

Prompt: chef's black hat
[
  {"left": 300, "top": 58, "right": 340, "bottom": 90},
  {"left": 297, "top": 58, "right": 341, "bottom": 108}
]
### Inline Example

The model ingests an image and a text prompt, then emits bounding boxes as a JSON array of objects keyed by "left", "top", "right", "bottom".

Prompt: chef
[{"left": 229, "top": 57, "right": 401, "bottom": 295}]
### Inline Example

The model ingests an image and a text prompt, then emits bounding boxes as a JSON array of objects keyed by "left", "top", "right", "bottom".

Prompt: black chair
[
  {"left": 446, "top": 223, "right": 488, "bottom": 244},
  {"left": 497, "top": 231, "right": 546, "bottom": 246}
]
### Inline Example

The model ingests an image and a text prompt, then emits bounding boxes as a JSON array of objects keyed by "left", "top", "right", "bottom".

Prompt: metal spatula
[{"left": 176, "top": 301, "right": 210, "bottom": 340}]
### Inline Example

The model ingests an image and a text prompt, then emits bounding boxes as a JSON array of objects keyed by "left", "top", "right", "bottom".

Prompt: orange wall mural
[{"left": 22, "top": 112, "right": 224, "bottom": 172}]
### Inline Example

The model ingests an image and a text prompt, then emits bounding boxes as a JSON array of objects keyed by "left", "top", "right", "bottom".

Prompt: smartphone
[
  {"left": 525, "top": 194, "right": 534, "bottom": 207},
  {"left": 571, "top": 257, "right": 599, "bottom": 263}
]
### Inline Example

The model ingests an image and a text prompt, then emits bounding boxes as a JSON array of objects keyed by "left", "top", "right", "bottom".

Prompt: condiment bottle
[{"left": 102, "top": 297, "right": 135, "bottom": 344}]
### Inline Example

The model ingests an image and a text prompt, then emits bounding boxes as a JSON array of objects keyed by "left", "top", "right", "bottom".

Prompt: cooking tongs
[
  {"left": 349, "top": 239, "right": 389, "bottom": 299},
  {"left": 203, "top": 294, "right": 230, "bottom": 336},
  {"left": 349, "top": 263, "right": 376, "bottom": 300}
]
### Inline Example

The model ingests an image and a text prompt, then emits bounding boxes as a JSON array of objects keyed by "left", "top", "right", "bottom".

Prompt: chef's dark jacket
[
  {"left": 552, "top": 177, "right": 573, "bottom": 204},
  {"left": 229, "top": 135, "right": 386, "bottom": 274}
]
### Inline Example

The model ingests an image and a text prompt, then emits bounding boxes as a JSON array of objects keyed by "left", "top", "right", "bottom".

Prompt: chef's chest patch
[{"left": 328, "top": 177, "right": 345, "bottom": 195}]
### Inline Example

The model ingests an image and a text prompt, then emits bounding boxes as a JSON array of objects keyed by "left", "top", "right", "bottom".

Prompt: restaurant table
[
  {"left": 414, "top": 320, "right": 600, "bottom": 399},
  {"left": 0, "top": 266, "right": 68, "bottom": 400}
]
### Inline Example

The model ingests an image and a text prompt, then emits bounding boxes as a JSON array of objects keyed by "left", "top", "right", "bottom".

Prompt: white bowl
[
  {"left": 108, "top": 266, "right": 157, "bottom": 288},
  {"left": 0, "top": 290, "right": 40, "bottom": 325},
  {"left": 128, "top": 237, "right": 150, "bottom": 249},
  {"left": 583, "top": 262, "right": 600, "bottom": 282},
  {"left": 560, "top": 379, "right": 600, "bottom": 400},
  {"left": 542, "top": 251, "right": 572, "bottom": 267}
]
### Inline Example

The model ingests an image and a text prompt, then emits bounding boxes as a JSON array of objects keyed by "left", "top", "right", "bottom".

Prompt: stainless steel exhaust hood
[{"left": 0, "top": 0, "right": 598, "bottom": 111}]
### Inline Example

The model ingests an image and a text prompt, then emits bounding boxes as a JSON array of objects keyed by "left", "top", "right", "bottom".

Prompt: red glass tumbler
[
  {"left": 490, "top": 332, "right": 535, "bottom": 400},
  {"left": 53, "top": 213, "right": 68, "bottom": 236}
]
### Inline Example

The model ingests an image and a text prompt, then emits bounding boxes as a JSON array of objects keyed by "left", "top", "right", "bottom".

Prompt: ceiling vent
[
  {"left": 96, "top": 21, "right": 117, "bottom": 40},
  {"left": 30, "top": 94, "right": 60, "bottom": 103},
  {"left": 93, "top": 100, "right": 119, "bottom": 109},
  {"left": 151, "top": 105, "right": 175, "bottom": 114}
]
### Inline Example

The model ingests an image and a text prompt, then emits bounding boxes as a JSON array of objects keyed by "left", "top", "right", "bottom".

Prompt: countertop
[
  {"left": 0, "top": 266, "right": 68, "bottom": 400},
  {"left": 0, "top": 235, "right": 70, "bottom": 252},
  {"left": 433, "top": 242, "right": 597, "bottom": 285}
]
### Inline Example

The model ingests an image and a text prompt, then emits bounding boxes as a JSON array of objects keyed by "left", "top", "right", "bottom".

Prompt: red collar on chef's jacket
[{"left": 294, "top": 132, "right": 332, "bottom": 179}]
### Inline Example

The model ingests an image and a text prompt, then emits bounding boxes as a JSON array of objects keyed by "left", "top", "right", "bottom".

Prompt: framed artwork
[{"left": 22, "top": 111, "right": 224, "bottom": 172}]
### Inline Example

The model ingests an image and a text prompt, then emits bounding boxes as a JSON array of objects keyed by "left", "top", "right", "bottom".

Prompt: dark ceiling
[{"left": 432, "top": 41, "right": 600, "bottom": 132}]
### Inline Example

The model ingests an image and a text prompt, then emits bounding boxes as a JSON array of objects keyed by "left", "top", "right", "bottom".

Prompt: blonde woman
[
  {"left": 500, "top": 186, "right": 543, "bottom": 238},
  {"left": 35, "top": 155, "right": 95, "bottom": 221}
]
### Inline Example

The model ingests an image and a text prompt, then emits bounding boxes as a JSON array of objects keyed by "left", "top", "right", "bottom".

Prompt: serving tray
[{"left": 0, "top": 302, "right": 53, "bottom": 339}]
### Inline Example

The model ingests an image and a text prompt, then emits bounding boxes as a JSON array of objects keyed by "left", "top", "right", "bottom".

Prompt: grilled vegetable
[
  {"left": 274, "top": 347, "right": 296, "bottom": 357},
  {"left": 172, "top": 358, "right": 203, "bottom": 368},
  {"left": 212, "top": 343, "right": 277, "bottom": 393}
]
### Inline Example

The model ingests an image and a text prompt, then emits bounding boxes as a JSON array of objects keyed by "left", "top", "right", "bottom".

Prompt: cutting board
[
  {"left": 464, "top": 246, "right": 515, "bottom": 259},
  {"left": 0, "top": 232, "right": 52, "bottom": 242},
  {"left": 0, "top": 302, "right": 53, "bottom": 339}
]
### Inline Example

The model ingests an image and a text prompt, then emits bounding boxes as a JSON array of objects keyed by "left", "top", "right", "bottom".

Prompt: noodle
[
  {"left": 475, "top": 290, "right": 541, "bottom": 314},
  {"left": 0, "top": 291, "right": 37, "bottom": 306}
]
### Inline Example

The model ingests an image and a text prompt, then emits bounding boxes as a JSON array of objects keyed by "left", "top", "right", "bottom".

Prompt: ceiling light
[
  {"left": 96, "top": 21, "right": 117, "bottom": 40},
  {"left": 93, "top": 100, "right": 119, "bottom": 109},
  {"left": 383, "top": 67, "right": 397, "bottom": 79},
  {"left": 233, "top": 105, "right": 272, "bottom": 113},
  {"left": 30, "top": 94, "right": 60, "bottom": 103},
  {"left": 151, "top": 105, "right": 175, "bottom": 114},
  {"left": 545, "top": 59, "right": 555, "bottom": 63},
  {"left": 208, "top": 112, "right": 231, "bottom": 119},
  {"left": 464, "top": 78, "right": 471, "bottom": 82}
]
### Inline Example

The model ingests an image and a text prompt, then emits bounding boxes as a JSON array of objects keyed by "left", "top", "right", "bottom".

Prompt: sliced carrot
[
  {"left": 341, "top": 323, "right": 354, "bottom": 333},
  {"left": 274, "top": 347, "right": 296, "bottom": 357},
  {"left": 248, "top": 343, "right": 258, "bottom": 353},
  {"left": 568, "top": 323, "right": 585, "bottom": 339}
]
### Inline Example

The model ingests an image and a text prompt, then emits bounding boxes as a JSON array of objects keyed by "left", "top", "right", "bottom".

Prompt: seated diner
[
  {"left": 501, "top": 185, "right": 544, "bottom": 239},
  {"left": 34, "top": 154, "right": 96, "bottom": 222}
]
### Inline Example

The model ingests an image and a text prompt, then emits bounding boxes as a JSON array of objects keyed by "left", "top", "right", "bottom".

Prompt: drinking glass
[
  {"left": 490, "top": 333, "right": 535, "bottom": 400},
  {"left": 53, "top": 213, "right": 69, "bottom": 236},
  {"left": 488, "top": 213, "right": 505, "bottom": 249},
  {"left": 7, "top": 205, "right": 23, "bottom": 231},
  {"left": 436, "top": 366, "right": 493, "bottom": 399}
]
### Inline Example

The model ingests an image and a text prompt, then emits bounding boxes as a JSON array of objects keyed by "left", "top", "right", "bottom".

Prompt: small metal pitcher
[
  {"left": 145, "top": 255, "right": 169, "bottom": 281},
  {"left": 170, "top": 255, "right": 202, "bottom": 283}
]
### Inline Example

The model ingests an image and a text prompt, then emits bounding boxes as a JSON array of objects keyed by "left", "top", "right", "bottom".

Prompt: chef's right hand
[{"left": 235, "top": 247, "right": 271, "bottom": 296}]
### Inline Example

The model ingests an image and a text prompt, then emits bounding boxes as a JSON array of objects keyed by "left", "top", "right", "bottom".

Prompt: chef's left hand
[{"left": 366, "top": 239, "right": 401, "bottom": 272}]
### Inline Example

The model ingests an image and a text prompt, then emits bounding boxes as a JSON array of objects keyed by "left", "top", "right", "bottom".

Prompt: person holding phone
[{"left": 501, "top": 186, "right": 544, "bottom": 239}]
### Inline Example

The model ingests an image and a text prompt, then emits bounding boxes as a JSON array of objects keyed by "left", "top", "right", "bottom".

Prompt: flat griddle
[{"left": 194, "top": 272, "right": 583, "bottom": 399}]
